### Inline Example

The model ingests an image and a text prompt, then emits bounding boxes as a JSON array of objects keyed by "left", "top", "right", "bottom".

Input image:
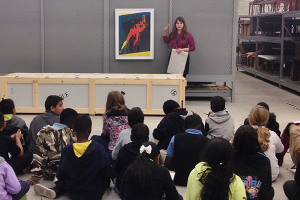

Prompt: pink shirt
[{"left": 163, "top": 32, "right": 195, "bottom": 52}]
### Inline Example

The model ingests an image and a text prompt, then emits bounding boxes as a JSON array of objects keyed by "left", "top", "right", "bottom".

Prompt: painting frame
[{"left": 115, "top": 8, "right": 154, "bottom": 60}]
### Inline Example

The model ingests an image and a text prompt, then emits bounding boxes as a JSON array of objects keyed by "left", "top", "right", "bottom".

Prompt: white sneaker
[{"left": 34, "top": 184, "right": 56, "bottom": 199}]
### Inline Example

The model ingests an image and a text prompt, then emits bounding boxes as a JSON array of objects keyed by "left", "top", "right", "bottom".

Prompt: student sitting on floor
[
  {"left": 0, "top": 98, "right": 29, "bottom": 151},
  {"left": 248, "top": 105, "right": 284, "bottom": 181},
  {"left": 153, "top": 100, "right": 194, "bottom": 164},
  {"left": 244, "top": 102, "right": 281, "bottom": 137},
  {"left": 27, "top": 108, "right": 78, "bottom": 186},
  {"left": 28, "top": 95, "right": 64, "bottom": 153},
  {"left": 231, "top": 125, "right": 274, "bottom": 200},
  {"left": 283, "top": 158, "right": 300, "bottom": 200},
  {"left": 113, "top": 123, "right": 150, "bottom": 193},
  {"left": 0, "top": 111, "right": 32, "bottom": 175},
  {"left": 34, "top": 114, "right": 111, "bottom": 200},
  {"left": 164, "top": 114, "right": 208, "bottom": 186},
  {"left": 204, "top": 96, "right": 234, "bottom": 140},
  {"left": 120, "top": 142, "right": 183, "bottom": 200},
  {"left": 91, "top": 91, "right": 130, "bottom": 163},
  {"left": 0, "top": 155, "right": 30, "bottom": 200},
  {"left": 279, "top": 121, "right": 300, "bottom": 166},
  {"left": 112, "top": 107, "right": 154, "bottom": 160},
  {"left": 185, "top": 138, "right": 246, "bottom": 200}
]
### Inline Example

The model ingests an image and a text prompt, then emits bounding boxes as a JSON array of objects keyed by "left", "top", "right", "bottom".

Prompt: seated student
[
  {"left": 185, "top": 138, "right": 246, "bottom": 200},
  {"left": 27, "top": 108, "right": 78, "bottom": 186},
  {"left": 120, "top": 142, "right": 183, "bottom": 200},
  {"left": 231, "top": 125, "right": 274, "bottom": 200},
  {"left": 244, "top": 102, "right": 281, "bottom": 137},
  {"left": 91, "top": 91, "right": 130, "bottom": 162},
  {"left": 283, "top": 158, "right": 300, "bottom": 200},
  {"left": 0, "top": 98, "right": 29, "bottom": 150},
  {"left": 0, "top": 156, "right": 30, "bottom": 200},
  {"left": 248, "top": 105, "right": 284, "bottom": 181},
  {"left": 28, "top": 95, "right": 64, "bottom": 153},
  {"left": 112, "top": 107, "right": 154, "bottom": 160},
  {"left": 34, "top": 114, "right": 111, "bottom": 200},
  {"left": 0, "top": 111, "right": 32, "bottom": 175},
  {"left": 280, "top": 122, "right": 300, "bottom": 166},
  {"left": 114, "top": 123, "right": 150, "bottom": 192},
  {"left": 164, "top": 114, "right": 209, "bottom": 186},
  {"left": 204, "top": 96, "right": 234, "bottom": 140},
  {"left": 153, "top": 100, "right": 194, "bottom": 163}
]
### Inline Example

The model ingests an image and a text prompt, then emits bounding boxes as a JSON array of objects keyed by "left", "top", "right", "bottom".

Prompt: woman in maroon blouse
[{"left": 163, "top": 17, "right": 195, "bottom": 77}]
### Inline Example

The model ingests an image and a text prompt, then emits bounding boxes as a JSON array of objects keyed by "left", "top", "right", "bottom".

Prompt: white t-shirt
[{"left": 264, "top": 130, "right": 284, "bottom": 181}]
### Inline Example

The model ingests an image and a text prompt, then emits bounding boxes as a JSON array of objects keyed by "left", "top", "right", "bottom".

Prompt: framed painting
[{"left": 115, "top": 9, "right": 154, "bottom": 59}]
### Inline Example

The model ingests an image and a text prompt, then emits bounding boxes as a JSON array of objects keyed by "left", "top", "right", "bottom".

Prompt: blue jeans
[{"left": 12, "top": 181, "right": 30, "bottom": 200}]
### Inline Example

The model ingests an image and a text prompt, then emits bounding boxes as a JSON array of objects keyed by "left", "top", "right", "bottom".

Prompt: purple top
[
  {"left": 0, "top": 158, "right": 21, "bottom": 200},
  {"left": 163, "top": 32, "right": 195, "bottom": 52}
]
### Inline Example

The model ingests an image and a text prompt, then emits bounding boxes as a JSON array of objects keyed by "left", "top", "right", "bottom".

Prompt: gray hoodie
[{"left": 205, "top": 111, "right": 234, "bottom": 140}]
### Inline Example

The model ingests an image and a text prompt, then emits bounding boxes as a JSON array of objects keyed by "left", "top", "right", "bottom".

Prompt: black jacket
[
  {"left": 56, "top": 141, "right": 111, "bottom": 200},
  {"left": 153, "top": 108, "right": 195, "bottom": 150},
  {"left": 231, "top": 152, "right": 272, "bottom": 200},
  {"left": 114, "top": 141, "right": 143, "bottom": 190},
  {"left": 120, "top": 161, "right": 179, "bottom": 200}
]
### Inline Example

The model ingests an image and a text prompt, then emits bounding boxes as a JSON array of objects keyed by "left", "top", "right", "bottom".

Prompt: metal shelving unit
[{"left": 237, "top": 12, "right": 300, "bottom": 92}]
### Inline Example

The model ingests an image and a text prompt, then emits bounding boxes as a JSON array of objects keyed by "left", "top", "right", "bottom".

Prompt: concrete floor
[{"left": 17, "top": 70, "right": 299, "bottom": 200}]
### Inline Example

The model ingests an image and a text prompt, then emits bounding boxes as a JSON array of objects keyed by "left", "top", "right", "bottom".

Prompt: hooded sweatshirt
[
  {"left": 0, "top": 156, "right": 21, "bottom": 200},
  {"left": 114, "top": 141, "right": 143, "bottom": 190},
  {"left": 153, "top": 108, "right": 195, "bottom": 150},
  {"left": 56, "top": 140, "right": 111, "bottom": 200},
  {"left": 205, "top": 111, "right": 234, "bottom": 140},
  {"left": 185, "top": 162, "right": 246, "bottom": 200},
  {"left": 231, "top": 152, "right": 272, "bottom": 200},
  {"left": 28, "top": 111, "right": 60, "bottom": 153}
]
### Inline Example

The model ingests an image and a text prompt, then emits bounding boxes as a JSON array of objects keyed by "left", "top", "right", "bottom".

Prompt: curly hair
[
  {"left": 198, "top": 138, "right": 235, "bottom": 200},
  {"left": 249, "top": 105, "right": 270, "bottom": 152},
  {"left": 233, "top": 125, "right": 262, "bottom": 157}
]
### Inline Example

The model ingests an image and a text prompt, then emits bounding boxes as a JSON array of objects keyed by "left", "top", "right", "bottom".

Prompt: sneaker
[{"left": 34, "top": 184, "right": 56, "bottom": 199}]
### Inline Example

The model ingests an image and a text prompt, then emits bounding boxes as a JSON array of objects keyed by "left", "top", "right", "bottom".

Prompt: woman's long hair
[
  {"left": 233, "top": 125, "right": 263, "bottom": 158},
  {"left": 126, "top": 142, "right": 160, "bottom": 193},
  {"left": 249, "top": 105, "right": 270, "bottom": 152},
  {"left": 199, "top": 138, "right": 235, "bottom": 200},
  {"left": 105, "top": 91, "right": 128, "bottom": 114},
  {"left": 170, "top": 17, "right": 188, "bottom": 40}
]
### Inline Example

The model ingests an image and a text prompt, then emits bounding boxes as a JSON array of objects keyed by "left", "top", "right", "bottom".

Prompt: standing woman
[{"left": 163, "top": 17, "right": 195, "bottom": 78}]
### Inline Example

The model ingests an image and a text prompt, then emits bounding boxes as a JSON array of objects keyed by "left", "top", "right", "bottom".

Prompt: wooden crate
[{"left": 0, "top": 73, "right": 186, "bottom": 115}]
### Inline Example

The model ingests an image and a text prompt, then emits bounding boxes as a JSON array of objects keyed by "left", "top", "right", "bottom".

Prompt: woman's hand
[
  {"left": 176, "top": 48, "right": 183, "bottom": 54},
  {"left": 163, "top": 24, "right": 169, "bottom": 32}
]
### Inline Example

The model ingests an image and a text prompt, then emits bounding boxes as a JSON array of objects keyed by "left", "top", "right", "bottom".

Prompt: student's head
[
  {"left": 210, "top": 96, "right": 225, "bottom": 112},
  {"left": 233, "top": 125, "right": 262, "bottom": 156},
  {"left": 162, "top": 100, "right": 180, "bottom": 115},
  {"left": 130, "top": 123, "right": 149, "bottom": 142},
  {"left": 199, "top": 138, "right": 234, "bottom": 200},
  {"left": 45, "top": 95, "right": 64, "bottom": 115},
  {"left": 105, "top": 91, "right": 127, "bottom": 114},
  {"left": 128, "top": 107, "right": 144, "bottom": 128},
  {"left": 257, "top": 102, "right": 269, "bottom": 111},
  {"left": 248, "top": 105, "right": 270, "bottom": 152},
  {"left": 184, "top": 114, "right": 202, "bottom": 130},
  {"left": 0, "top": 111, "right": 6, "bottom": 131},
  {"left": 60, "top": 108, "right": 78, "bottom": 128},
  {"left": 73, "top": 115, "right": 92, "bottom": 138},
  {"left": 127, "top": 142, "right": 160, "bottom": 193},
  {"left": 0, "top": 99, "right": 16, "bottom": 115}
]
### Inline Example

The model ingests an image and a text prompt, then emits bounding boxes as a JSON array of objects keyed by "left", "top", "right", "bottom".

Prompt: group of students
[{"left": 0, "top": 91, "right": 299, "bottom": 200}]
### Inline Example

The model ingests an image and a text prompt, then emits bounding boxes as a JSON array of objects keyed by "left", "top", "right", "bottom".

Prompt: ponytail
[
  {"left": 126, "top": 142, "right": 160, "bottom": 194},
  {"left": 256, "top": 126, "right": 270, "bottom": 152},
  {"left": 199, "top": 138, "right": 234, "bottom": 200}
]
